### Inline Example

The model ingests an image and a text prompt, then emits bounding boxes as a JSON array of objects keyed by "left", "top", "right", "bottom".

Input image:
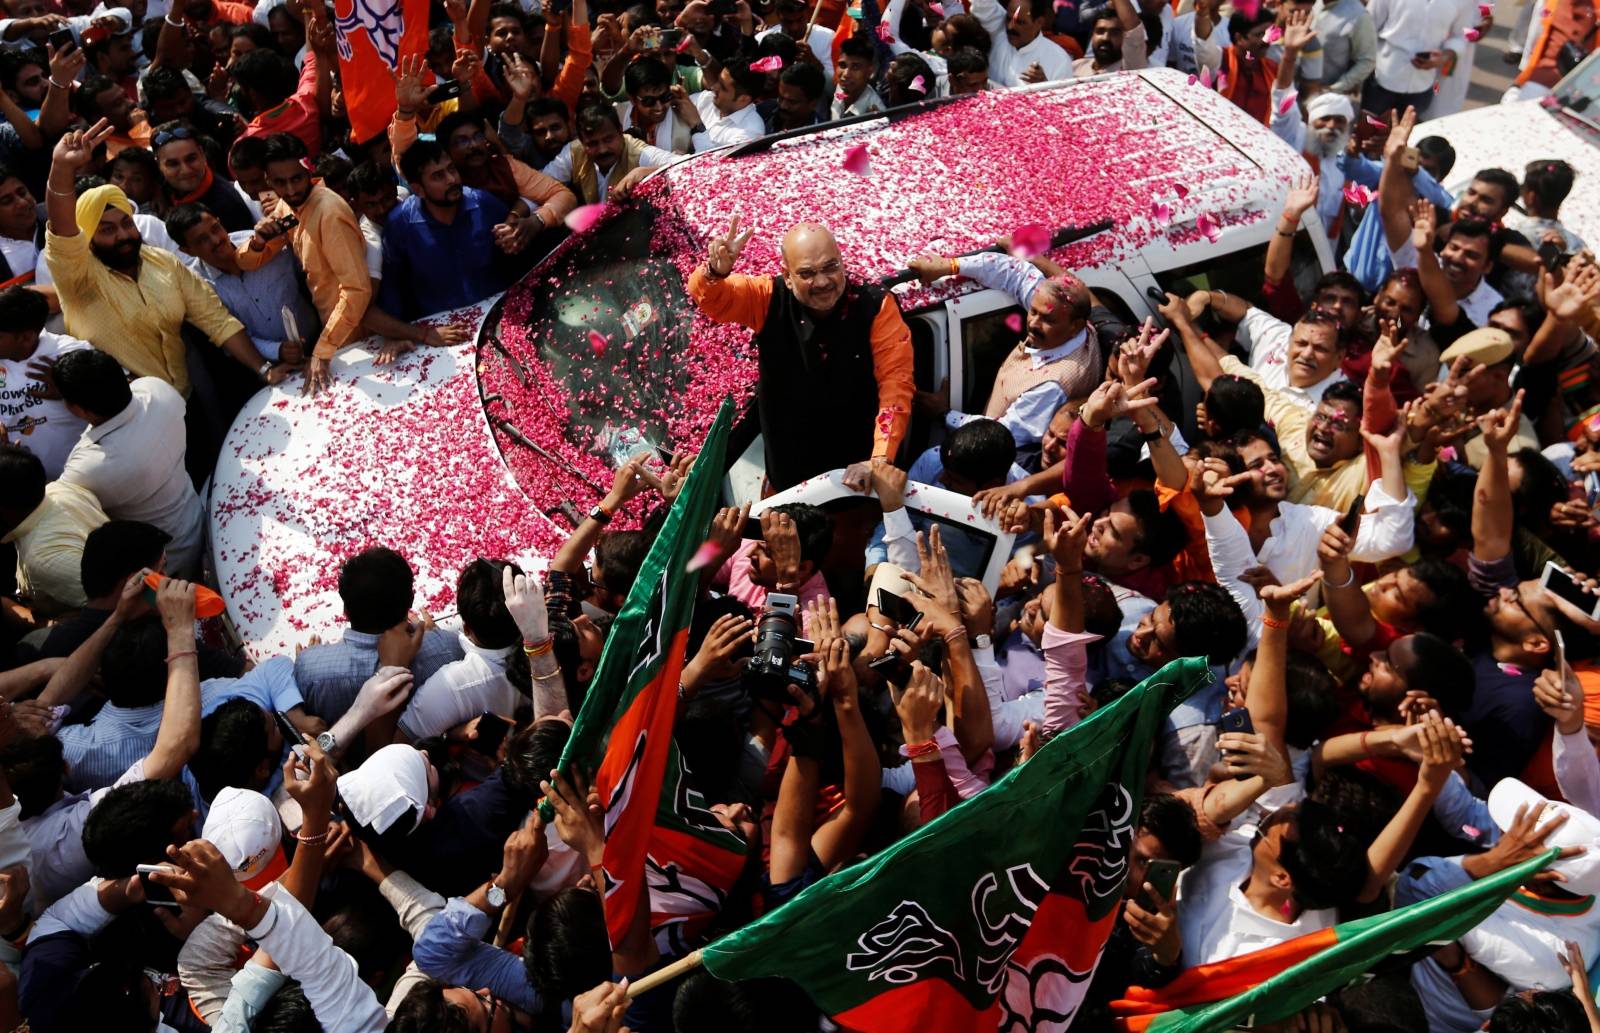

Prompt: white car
[
  {"left": 209, "top": 69, "right": 1330, "bottom": 655},
  {"left": 1418, "top": 51, "right": 1600, "bottom": 246}
]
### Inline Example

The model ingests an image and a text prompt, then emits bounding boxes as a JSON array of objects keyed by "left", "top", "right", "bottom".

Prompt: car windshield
[{"left": 1554, "top": 49, "right": 1600, "bottom": 115}]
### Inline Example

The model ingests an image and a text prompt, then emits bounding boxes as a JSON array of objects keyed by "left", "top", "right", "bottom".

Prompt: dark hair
[
  {"left": 1280, "top": 798, "right": 1369, "bottom": 909},
  {"left": 192, "top": 698, "right": 271, "bottom": 800},
  {"left": 1407, "top": 557, "right": 1477, "bottom": 639},
  {"left": 778, "top": 58, "right": 826, "bottom": 100},
  {"left": 314, "top": 152, "right": 354, "bottom": 193},
  {"left": 457, "top": 558, "right": 521, "bottom": 648},
  {"left": 435, "top": 110, "right": 490, "bottom": 154},
  {"left": 231, "top": 21, "right": 278, "bottom": 50},
  {"left": 1283, "top": 651, "right": 1339, "bottom": 750},
  {"left": 1415, "top": 135, "right": 1456, "bottom": 178},
  {"left": 71, "top": 73, "right": 122, "bottom": 122},
  {"left": 347, "top": 160, "right": 396, "bottom": 198},
  {"left": 721, "top": 58, "right": 765, "bottom": 100},
  {"left": 232, "top": 49, "right": 299, "bottom": 106},
  {"left": 1204, "top": 375, "right": 1265, "bottom": 437},
  {"left": 0, "top": 734, "right": 65, "bottom": 820},
  {"left": 575, "top": 100, "right": 623, "bottom": 138},
  {"left": 945, "top": 45, "right": 989, "bottom": 76},
  {"left": 81, "top": 520, "right": 171, "bottom": 599},
  {"left": 594, "top": 529, "right": 648, "bottom": 597},
  {"left": 1227, "top": 7, "right": 1278, "bottom": 38},
  {"left": 837, "top": 34, "right": 876, "bottom": 64},
  {"left": 108, "top": 145, "right": 158, "bottom": 180},
  {"left": 1124, "top": 488, "right": 1185, "bottom": 568},
  {"left": 525, "top": 887, "right": 612, "bottom": 1001},
  {"left": 1490, "top": 295, "right": 1546, "bottom": 338},
  {"left": 102, "top": 614, "right": 172, "bottom": 708},
  {"left": 1088, "top": 4, "right": 1123, "bottom": 27},
  {"left": 82, "top": 778, "right": 194, "bottom": 876},
  {"left": 255, "top": 984, "right": 319, "bottom": 1033},
  {"left": 1321, "top": 378, "right": 1364, "bottom": 414},
  {"left": 1314, "top": 270, "right": 1364, "bottom": 304},
  {"left": 885, "top": 52, "right": 934, "bottom": 105},
  {"left": 1522, "top": 159, "right": 1576, "bottom": 211},
  {"left": 1023, "top": 0, "right": 1052, "bottom": 20},
  {"left": 338, "top": 547, "right": 415, "bottom": 633},
  {"left": 1472, "top": 167, "right": 1520, "bottom": 208},
  {"left": 0, "top": 444, "right": 45, "bottom": 520},
  {"left": 1444, "top": 217, "right": 1502, "bottom": 262},
  {"left": 389, "top": 984, "right": 475, "bottom": 1033},
  {"left": 0, "top": 285, "right": 49, "bottom": 335},
  {"left": 941, "top": 419, "right": 1016, "bottom": 488},
  {"left": 939, "top": 14, "right": 992, "bottom": 52},
  {"left": 54, "top": 347, "right": 133, "bottom": 418},
  {"left": 1396, "top": 633, "right": 1475, "bottom": 715},
  {"left": 1090, "top": 676, "right": 1135, "bottom": 709},
  {"left": 398, "top": 138, "right": 451, "bottom": 186},
  {"left": 1489, "top": 990, "right": 1591, "bottom": 1033},
  {"left": 53, "top": 958, "right": 162, "bottom": 1032},
  {"left": 503, "top": 719, "right": 571, "bottom": 803},
  {"left": 0, "top": 48, "right": 43, "bottom": 97},
  {"left": 1140, "top": 793, "right": 1201, "bottom": 868},
  {"left": 671, "top": 969, "right": 820, "bottom": 1033},
  {"left": 527, "top": 96, "right": 570, "bottom": 124},
  {"left": 261, "top": 131, "right": 309, "bottom": 167},
  {"left": 229, "top": 133, "right": 270, "bottom": 173},
  {"left": 769, "top": 502, "right": 832, "bottom": 567},
  {"left": 625, "top": 55, "right": 673, "bottom": 95},
  {"left": 1511, "top": 446, "right": 1568, "bottom": 531},
  {"left": 1165, "top": 581, "right": 1247, "bottom": 666},
  {"left": 165, "top": 201, "right": 213, "bottom": 247}
]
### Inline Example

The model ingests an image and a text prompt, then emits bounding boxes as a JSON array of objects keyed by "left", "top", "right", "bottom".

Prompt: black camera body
[{"left": 745, "top": 593, "right": 818, "bottom": 704}]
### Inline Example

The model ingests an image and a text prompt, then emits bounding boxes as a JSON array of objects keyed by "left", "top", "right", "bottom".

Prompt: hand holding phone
[
  {"left": 272, "top": 710, "right": 310, "bottom": 773},
  {"left": 1338, "top": 493, "right": 1365, "bottom": 537},
  {"left": 1218, "top": 707, "right": 1256, "bottom": 781},
  {"left": 1137, "top": 858, "right": 1182, "bottom": 913}
]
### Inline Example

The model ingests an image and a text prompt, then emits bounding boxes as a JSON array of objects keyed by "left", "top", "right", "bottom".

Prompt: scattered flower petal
[
  {"left": 842, "top": 142, "right": 872, "bottom": 177},
  {"left": 1174, "top": 183, "right": 1190, "bottom": 199},
  {"left": 909, "top": 74, "right": 927, "bottom": 94},
  {"left": 1150, "top": 200, "right": 1172, "bottom": 224},
  {"left": 927, "top": 1, "right": 944, "bottom": 14},
  {"left": 1263, "top": 23, "right": 1282, "bottom": 44},
  {"left": 1053, "top": 0, "right": 1073, "bottom": 9},
  {"left": 1200, "top": 66, "right": 1213, "bottom": 88},
  {"left": 588, "top": 330, "right": 609, "bottom": 356},
  {"left": 564, "top": 203, "right": 606, "bottom": 233},
  {"left": 1461, "top": 824, "right": 1482, "bottom": 839},
  {"left": 1234, "top": 0, "right": 1259, "bottom": 16},
  {"left": 749, "top": 54, "right": 784, "bottom": 72},
  {"left": 1342, "top": 182, "right": 1374, "bottom": 207},
  {"left": 1365, "top": 114, "right": 1388, "bottom": 128},
  {"left": 1009, "top": 221, "right": 1052, "bottom": 258},
  {"left": 1196, "top": 211, "right": 1221, "bottom": 243},
  {"left": 1187, "top": 73, "right": 1198, "bottom": 85},
  {"left": 685, "top": 539, "right": 723, "bottom": 572},
  {"left": 1277, "top": 90, "right": 1297, "bottom": 115},
  {"left": 1478, "top": 1, "right": 1492, "bottom": 16},
  {"left": 835, "top": 88, "right": 848, "bottom": 102},
  {"left": 674, "top": 33, "right": 694, "bottom": 52},
  {"left": 875, "top": 22, "right": 895, "bottom": 43},
  {"left": 1216, "top": 72, "right": 1229, "bottom": 93},
  {"left": 1004, "top": 313, "right": 1024, "bottom": 333}
]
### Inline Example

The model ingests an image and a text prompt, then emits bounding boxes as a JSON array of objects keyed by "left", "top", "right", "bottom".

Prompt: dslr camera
[{"left": 745, "top": 594, "right": 818, "bottom": 705}]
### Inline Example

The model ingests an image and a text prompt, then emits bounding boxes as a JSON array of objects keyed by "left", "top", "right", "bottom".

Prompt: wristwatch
[
  {"left": 486, "top": 881, "right": 508, "bottom": 908},
  {"left": 256, "top": 360, "right": 274, "bottom": 381},
  {"left": 588, "top": 504, "right": 613, "bottom": 526},
  {"left": 316, "top": 730, "right": 337, "bottom": 755}
]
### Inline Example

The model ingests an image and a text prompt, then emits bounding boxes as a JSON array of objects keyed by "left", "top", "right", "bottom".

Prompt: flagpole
[
  {"left": 625, "top": 949, "right": 704, "bottom": 998},
  {"left": 801, "top": 0, "right": 823, "bottom": 41}
]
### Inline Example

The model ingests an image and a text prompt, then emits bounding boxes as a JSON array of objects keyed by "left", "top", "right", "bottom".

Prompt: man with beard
[
  {"left": 541, "top": 103, "right": 675, "bottom": 207},
  {"left": 1174, "top": 292, "right": 1348, "bottom": 412},
  {"left": 235, "top": 132, "right": 370, "bottom": 397},
  {"left": 688, "top": 218, "right": 915, "bottom": 490},
  {"left": 1072, "top": 0, "right": 1147, "bottom": 77},
  {"left": 970, "top": 0, "right": 1073, "bottom": 85},
  {"left": 379, "top": 141, "right": 516, "bottom": 321},
  {"left": 905, "top": 249, "right": 1103, "bottom": 449},
  {"left": 150, "top": 121, "right": 254, "bottom": 231},
  {"left": 42, "top": 120, "right": 291, "bottom": 403},
  {"left": 1271, "top": 16, "right": 1356, "bottom": 236},
  {"left": 762, "top": 60, "right": 826, "bottom": 134}
]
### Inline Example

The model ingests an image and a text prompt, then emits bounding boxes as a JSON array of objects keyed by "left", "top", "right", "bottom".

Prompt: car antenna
[{"left": 493, "top": 418, "right": 607, "bottom": 494}]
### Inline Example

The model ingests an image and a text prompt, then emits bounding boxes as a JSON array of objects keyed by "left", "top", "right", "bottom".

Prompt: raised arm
[
  {"left": 1316, "top": 523, "right": 1377, "bottom": 648},
  {"left": 1266, "top": 175, "right": 1318, "bottom": 287},
  {"left": 142, "top": 581, "right": 202, "bottom": 781},
  {"left": 38, "top": 573, "right": 146, "bottom": 708},
  {"left": 1158, "top": 292, "right": 1231, "bottom": 392},
  {"left": 1247, "top": 571, "right": 1324, "bottom": 753},
  {"left": 1470, "top": 391, "right": 1524, "bottom": 564},
  {"left": 1377, "top": 107, "right": 1420, "bottom": 254},
  {"left": 44, "top": 119, "right": 114, "bottom": 239},
  {"left": 1407, "top": 198, "right": 1461, "bottom": 327},
  {"left": 1360, "top": 713, "right": 1462, "bottom": 902},
  {"left": 808, "top": 600, "right": 881, "bottom": 872},
  {"left": 1527, "top": 260, "right": 1600, "bottom": 367},
  {"left": 502, "top": 566, "right": 567, "bottom": 718}
]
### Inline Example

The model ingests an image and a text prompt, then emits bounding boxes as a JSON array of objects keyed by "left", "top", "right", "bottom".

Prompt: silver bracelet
[{"left": 1327, "top": 566, "right": 1356, "bottom": 589}]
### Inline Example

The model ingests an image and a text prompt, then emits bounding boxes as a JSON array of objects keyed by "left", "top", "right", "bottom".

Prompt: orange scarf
[
  {"left": 1223, "top": 45, "right": 1278, "bottom": 125},
  {"left": 172, "top": 165, "right": 216, "bottom": 207}
]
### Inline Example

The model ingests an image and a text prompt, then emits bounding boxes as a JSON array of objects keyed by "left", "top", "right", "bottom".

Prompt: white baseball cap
[
  {"left": 1487, "top": 778, "right": 1600, "bottom": 896},
  {"left": 202, "top": 787, "right": 289, "bottom": 890},
  {"left": 336, "top": 743, "right": 431, "bottom": 835}
]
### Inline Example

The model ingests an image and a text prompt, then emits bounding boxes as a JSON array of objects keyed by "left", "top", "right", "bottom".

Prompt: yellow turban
[{"left": 74, "top": 183, "right": 135, "bottom": 239}]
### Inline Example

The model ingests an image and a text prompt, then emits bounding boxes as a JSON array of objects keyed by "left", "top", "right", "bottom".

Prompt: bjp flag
[{"left": 332, "top": 0, "right": 430, "bottom": 144}]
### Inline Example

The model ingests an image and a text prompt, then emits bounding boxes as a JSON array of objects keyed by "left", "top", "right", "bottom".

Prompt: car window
[
  {"left": 1555, "top": 48, "right": 1600, "bottom": 113},
  {"left": 899, "top": 508, "right": 999, "bottom": 581},
  {"left": 1154, "top": 241, "right": 1270, "bottom": 303},
  {"left": 957, "top": 305, "right": 1026, "bottom": 414}
]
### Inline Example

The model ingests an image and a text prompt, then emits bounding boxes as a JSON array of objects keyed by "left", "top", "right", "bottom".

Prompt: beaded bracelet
[
  {"left": 165, "top": 649, "right": 198, "bottom": 664},
  {"left": 1260, "top": 615, "right": 1289, "bottom": 631},
  {"left": 295, "top": 828, "right": 328, "bottom": 845}
]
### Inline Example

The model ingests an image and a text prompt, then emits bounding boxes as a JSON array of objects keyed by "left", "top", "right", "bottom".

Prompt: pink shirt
[{"left": 717, "top": 539, "right": 830, "bottom": 634}]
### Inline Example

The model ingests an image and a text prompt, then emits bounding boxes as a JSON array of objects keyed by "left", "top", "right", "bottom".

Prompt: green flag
[
  {"left": 699, "top": 656, "right": 1214, "bottom": 1033},
  {"left": 1115, "top": 849, "right": 1560, "bottom": 1032}
]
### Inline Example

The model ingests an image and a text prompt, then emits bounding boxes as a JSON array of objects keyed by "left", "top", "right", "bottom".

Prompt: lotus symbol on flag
[
  {"left": 1065, "top": 784, "right": 1134, "bottom": 904},
  {"left": 846, "top": 901, "right": 966, "bottom": 985},
  {"left": 997, "top": 953, "right": 1095, "bottom": 1033},
  {"left": 334, "top": 0, "right": 405, "bottom": 65}
]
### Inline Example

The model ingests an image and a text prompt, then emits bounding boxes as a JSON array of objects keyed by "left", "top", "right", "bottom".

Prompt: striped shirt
[{"left": 293, "top": 629, "right": 463, "bottom": 723}]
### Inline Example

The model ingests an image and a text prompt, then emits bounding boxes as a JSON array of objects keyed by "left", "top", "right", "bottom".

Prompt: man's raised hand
[{"left": 707, "top": 215, "right": 753, "bottom": 276}]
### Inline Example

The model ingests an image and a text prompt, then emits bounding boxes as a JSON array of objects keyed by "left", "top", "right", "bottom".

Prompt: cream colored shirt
[{"left": 2, "top": 480, "right": 107, "bottom": 613}]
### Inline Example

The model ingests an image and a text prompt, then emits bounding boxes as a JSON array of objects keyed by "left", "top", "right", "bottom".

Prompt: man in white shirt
[
  {"left": 756, "top": 0, "right": 834, "bottom": 77},
  {"left": 832, "top": 35, "right": 886, "bottom": 118},
  {"left": 689, "top": 59, "right": 766, "bottom": 151},
  {"left": 617, "top": 56, "right": 693, "bottom": 154},
  {"left": 969, "top": 0, "right": 1074, "bottom": 85},
  {"left": 398, "top": 559, "right": 523, "bottom": 741},
  {"left": 1365, "top": 0, "right": 1474, "bottom": 116},
  {"left": 0, "top": 286, "right": 88, "bottom": 477},
  {"left": 54, "top": 349, "right": 204, "bottom": 577},
  {"left": 1072, "top": 0, "right": 1148, "bottom": 77}
]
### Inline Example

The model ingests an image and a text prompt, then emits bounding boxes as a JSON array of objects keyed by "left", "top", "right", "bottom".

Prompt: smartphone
[
  {"left": 1541, "top": 561, "right": 1600, "bottom": 620},
  {"left": 918, "top": 636, "right": 946, "bottom": 672},
  {"left": 875, "top": 588, "right": 920, "bottom": 626},
  {"left": 641, "top": 31, "right": 660, "bottom": 48},
  {"left": 277, "top": 213, "right": 300, "bottom": 230},
  {"left": 1137, "top": 858, "right": 1182, "bottom": 911},
  {"left": 273, "top": 710, "right": 309, "bottom": 771},
  {"left": 470, "top": 713, "right": 514, "bottom": 757},
  {"left": 1539, "top": 240, "right": 1570, "bottom": 273},
  {"left": 868, "top": 651, "right": 909, "bottom": 686},
  {"left": 660, "top": 27, "right": 684, "bottom": 47},
  {"left": 1219, "top": 707, "right": 1255, "bottom": 736},
  {"left": 137, "top": 868, "right": 181, "bottom": 909},
  {"left": 47, "top": 27, "right": 75, "bottom": 53},
  {"left": 426, "top": 79, "right": 462, "bottom": 104},
  {"left": 1338, "top": 493, "right": 1364, "bottom": 536}
]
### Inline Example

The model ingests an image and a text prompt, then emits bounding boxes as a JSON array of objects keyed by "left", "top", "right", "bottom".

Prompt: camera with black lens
[{"left": 744, "top": 593, "right": 818, "bottom": 705}]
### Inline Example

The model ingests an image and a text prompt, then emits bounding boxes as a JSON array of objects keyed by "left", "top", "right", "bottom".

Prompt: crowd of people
[{"left": 0, "top": 0, "right": 1596, "bottom": 1029}]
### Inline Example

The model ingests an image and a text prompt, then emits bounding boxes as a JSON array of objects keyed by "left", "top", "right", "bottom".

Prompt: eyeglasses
[
  {"left": 151, "top": 125, "right": 194, "bottom": 150},
  {"left": 635, "top": 90, "right": 671, "bottom": 106},
  {"left": 793, "top": 258, "right": 842, "bottom": 282},
  {"left": 1310, "top": 408, "right": 1356, "bottom": 431},
  {"left": 1507, "top": 585, "right": 1556, "bottom": 644}
]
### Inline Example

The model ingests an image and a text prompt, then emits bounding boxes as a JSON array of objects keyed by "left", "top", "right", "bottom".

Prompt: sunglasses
[{"left": 151, "top": 124, "right": 195, "bottom": 150}]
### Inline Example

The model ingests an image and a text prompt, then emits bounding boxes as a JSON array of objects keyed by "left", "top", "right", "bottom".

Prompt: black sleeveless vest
[{"left": 754, "top": 276, "right": 891, "bottom": 490}]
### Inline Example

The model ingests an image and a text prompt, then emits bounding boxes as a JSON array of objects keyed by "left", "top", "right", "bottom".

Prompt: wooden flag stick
[
  {"left": 625, "top": 949, "right": 704, "bottom": 998},
  {"left": 802, "top": 0, "right": 824, "bottom": 41}
]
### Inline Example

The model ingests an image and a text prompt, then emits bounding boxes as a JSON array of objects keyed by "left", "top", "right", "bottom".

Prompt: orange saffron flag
[{"left": 332, "top": 0, "right": 431, "bottom": 144}]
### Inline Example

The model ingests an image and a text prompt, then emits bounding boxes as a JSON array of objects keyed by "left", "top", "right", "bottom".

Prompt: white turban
[{"left": 1305, "top": 92, "right": 1355, "bottom": 126}]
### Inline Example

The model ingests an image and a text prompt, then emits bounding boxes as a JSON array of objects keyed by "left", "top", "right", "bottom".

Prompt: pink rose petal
[
  {"left": 685, "top": 539, "right": 723, "bottom": 573},
  {"left": 1004, "top": 313, "right": 1024, "bottom": 333},
  {"left": 835, "top": 88, "right": 848, "bottom": 102},
  {"left": 1365, "top": 114, "right": 1388, "bottom": 128},
  {"left": 1009, "top": 221, "right": 1052, "bottom": 258},
  {"left": 927, "top": 1, "right": 944, "bottom": 13},
  {"left": 875, "top": 22, "right": 895, "bottom": 43},
  {"left": 1199, "top": 66, "right": 1213, "bottom": 88},
  {"left": 1464, "top": 27, "right": 1481, "bottom": 41},
  {"left": 1461, "top": 824, "right": 1483, "bottom": 839},
  {"left": 1187, "top": 74, "right": 1198, "bottom": 85},
  {"left": 674, "top": 33, "right": 694, "bottom": 52},
  {"left": 750, "top": 54, "right": 784, "bottom": 72},
  {"left": 1053, "top": 0, "right": 1073, "bottom": 9},
  {"left": 1478, "top": 2, "right": 1491, "bottom": 17},
  {"left": 1196, "top": 211, "right": 1221, "bottom": 243},
  {"left": 1263, "top": 23, "right": 1282, "bottom": 44},
  {"left": 1150, "top": 200, "right": 1172, "bottom": 224},
  {"left": 842, "top": 142, "right": 872, "bottom": 177},
  {"left": 1216, "top": 72, "right": 1229, "bottom": 93},
  {"left": 1277, "top": 90, "right": 1297, "bottom": 115},
  {"left": 1234, "top": 0, "right": 1259, "bottom": 16},
  {"left": 1342, "top": 182, "right": 1374, "bottom": 207},
  {"left": 564, "top": 203, "right": 606, "bottom": 233},
  {"left": 1174, "top": 183, "right": 1190, "bottom": 199},
  {"left": 909, "top": 74, "right": 927, "bottom": 94},
  {"left": 587, "top": 330, "right": 609, "bottom": 356}
]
